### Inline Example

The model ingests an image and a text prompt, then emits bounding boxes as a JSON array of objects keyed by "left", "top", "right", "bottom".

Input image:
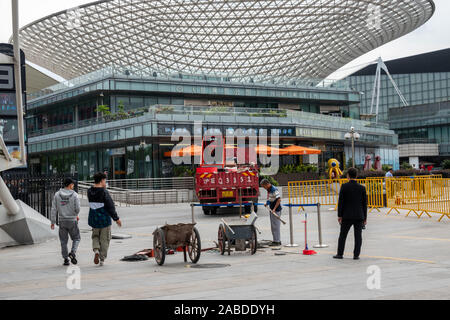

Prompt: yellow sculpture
[{"left": 328, "top": 158, "right": 343, "bottom": 179}]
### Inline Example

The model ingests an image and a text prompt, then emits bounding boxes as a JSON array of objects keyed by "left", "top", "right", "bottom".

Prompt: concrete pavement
[{"left": 1, "top": 203, "right": 450, "bottom": 300}]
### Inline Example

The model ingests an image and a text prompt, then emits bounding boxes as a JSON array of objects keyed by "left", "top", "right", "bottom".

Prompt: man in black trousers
[{"left": 333, "top": 167, "right": 367, "bottom": 260}]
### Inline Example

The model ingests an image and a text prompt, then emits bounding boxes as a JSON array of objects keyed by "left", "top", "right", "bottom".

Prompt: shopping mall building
[
  {"left": 11, "top": 0, "right": 435, "bottom": 180},
  {"left": 346, "top": 48, "right": 450, "bottom": 169}
]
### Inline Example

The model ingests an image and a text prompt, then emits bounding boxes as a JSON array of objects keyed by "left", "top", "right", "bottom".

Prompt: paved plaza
[{"left": 1, "top": 202, "right": 450, "bottom": 300}]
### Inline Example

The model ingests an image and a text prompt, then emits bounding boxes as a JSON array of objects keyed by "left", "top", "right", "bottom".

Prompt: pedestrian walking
[
  {"left": 385, "top": 168, "right": 394, "bottom": 178},
  {"left": 334, "top": 168, "right": 367, "bottom": 260},
  {"left": 88, "top": 172, "right": 122, "bottom": 266},
  {"left": 50, "top": 178, "right": 81, "bottom": 266},
  {"left": 260, "top": 179, "right": 282, "bottom": 246}
]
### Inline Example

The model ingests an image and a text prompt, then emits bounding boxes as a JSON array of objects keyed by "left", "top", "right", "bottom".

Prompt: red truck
[{"left": 195, "top": 137, "right": 259, "bottom": 215}]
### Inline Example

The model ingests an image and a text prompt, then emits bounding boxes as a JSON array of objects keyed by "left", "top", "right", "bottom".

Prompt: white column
[
  {"left": 0, "top": 177, "right": 20, "bottom": 215},
  {"left": 409, "top": 157, "right": 419, "bottom": 169}
]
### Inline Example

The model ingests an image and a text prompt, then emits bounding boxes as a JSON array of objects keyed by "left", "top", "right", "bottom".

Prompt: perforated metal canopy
[{"left": 16, "top": 0, "right": 435, "bottom": 81}]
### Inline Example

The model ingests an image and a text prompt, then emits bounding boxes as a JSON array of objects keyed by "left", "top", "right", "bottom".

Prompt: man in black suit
[{"left": 333, "top": 167, "right": 367, "bottom": 260}]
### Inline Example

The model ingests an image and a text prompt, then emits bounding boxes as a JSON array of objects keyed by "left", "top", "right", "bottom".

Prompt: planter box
[{"left": 272, "top": 172, "right": 320, "bottom": 186}]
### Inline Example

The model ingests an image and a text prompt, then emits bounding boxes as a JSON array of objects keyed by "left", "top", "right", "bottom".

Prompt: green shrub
[
  {"left": 260, "top": 174, "right": 279, "bottom": 186},
  {"left": 441, "top": 159, "right": 450, "bottom": 170},
  {"left": 400, "top": 162, "right": 413, "bottom": 170}
]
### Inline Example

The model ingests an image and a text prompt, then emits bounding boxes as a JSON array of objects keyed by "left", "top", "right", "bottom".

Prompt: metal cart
[{"left": 218, "top": 213, "right": 258, "bottom": 255}]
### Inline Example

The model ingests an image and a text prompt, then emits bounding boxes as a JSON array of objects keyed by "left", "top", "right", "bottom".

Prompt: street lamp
[{"left": 344, "top": 127, "right": 360, "bottom": 168}]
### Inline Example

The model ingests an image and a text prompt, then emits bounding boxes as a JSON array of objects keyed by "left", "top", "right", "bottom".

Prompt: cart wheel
[
  {"left": 188, "top": 227, "right": 201, "bottom": 263},
  {"left": 244, "top": 205, "right": 251, "bottom": 214},
  {"left": 218, "top": 224, "right": 226, "bottom": 255},
  {"left": 153, "top": 228, "right": 166, "bottom": 266},
  {"left": 250, "top": 226, "right": 258, "bottom": 255},
  {"left": 202, "top": 207, "right": 211, "bottom": 215}
]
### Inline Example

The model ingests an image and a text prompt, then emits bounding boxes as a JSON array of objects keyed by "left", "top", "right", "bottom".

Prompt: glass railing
[
  {"left": 28, "top": 104, "right": 394, "bottom": 138},
  {"left": 27, "top": 65, "right": 352, "bottom": 101}
]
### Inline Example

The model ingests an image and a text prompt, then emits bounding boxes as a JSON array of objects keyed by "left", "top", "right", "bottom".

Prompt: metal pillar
[
  {"left": 284, "top": 205, "right": 299, "bottom": 247},
  {"left": 313, "top": 203, "right": 328, "bottom": 248},
  {"left": 12, "top": 0, "right": 26, "bottom": 166}
]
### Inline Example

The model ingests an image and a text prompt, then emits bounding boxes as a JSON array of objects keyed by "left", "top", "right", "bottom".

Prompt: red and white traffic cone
[{"left": 303, "top": 212, "right": 317, "bottom": 255}]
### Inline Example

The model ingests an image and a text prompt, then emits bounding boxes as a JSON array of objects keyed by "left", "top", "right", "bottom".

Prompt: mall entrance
[{"left": 111, "top": 155, "right": 126, "bottom": 180}]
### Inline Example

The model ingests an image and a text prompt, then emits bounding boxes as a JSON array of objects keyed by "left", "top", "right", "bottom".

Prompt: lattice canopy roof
[{"left": 16, "top": 0, "right": 435, "bottom": 81}]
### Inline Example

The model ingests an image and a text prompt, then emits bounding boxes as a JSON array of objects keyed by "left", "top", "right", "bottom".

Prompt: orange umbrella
[
  {"left": 281, "top": 145, "right": 321, "bottom": 155},
  {"left": 255, "top": 145, "right": 289, "bottom": 155},
  {"left": 164, "top": 145, "right": 202, "bottom": 157},
  {"left": 164, "top": 144, "right": 236, "bottom": 157}
]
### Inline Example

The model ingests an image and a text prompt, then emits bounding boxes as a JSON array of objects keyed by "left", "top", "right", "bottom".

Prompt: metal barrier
[
  {"left": 82, "top": 177, "right": 194, "bottom": 190},
  {"left": 386, "top": 176, "right": 450, "bottom": 221},
  {"left": 0, "top": 172, "right": 77, "bottom": 221},
  {"left": 190, "top": 202, "right": 327, "bottom": 250},
  {"left": 287, "top": 178, "right": 384, "bottom": 211},
  {"left": 288, "top": 180, "right": 341, "bottom": 206},
  {"left": 79, "top": 182, "right": 194, "bottom": 206}
]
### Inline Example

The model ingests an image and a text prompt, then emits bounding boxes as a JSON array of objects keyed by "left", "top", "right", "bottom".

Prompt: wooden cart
[{"left": 152, "top": 223, "right": 201, "bottom": 266}]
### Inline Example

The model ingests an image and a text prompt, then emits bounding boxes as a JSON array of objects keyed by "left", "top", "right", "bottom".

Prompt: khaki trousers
[{"left": 92, "top": 226, "right": 112, "bottom": 261}]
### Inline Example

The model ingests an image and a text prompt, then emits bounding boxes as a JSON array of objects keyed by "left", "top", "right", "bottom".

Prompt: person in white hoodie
[{"left": 50, "top": 178, "right": 81, "bottom": 266}]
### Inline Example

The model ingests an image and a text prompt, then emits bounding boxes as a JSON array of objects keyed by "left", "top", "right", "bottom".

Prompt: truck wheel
[
  {"left": 202, "top": 207, "right": 211, "bottom": 215},
  {"left": 211, "top": 207, "right": 218, "bottom": 215},
  {"left": 245, "top": 205, "right": 251, "bottom": 214}
]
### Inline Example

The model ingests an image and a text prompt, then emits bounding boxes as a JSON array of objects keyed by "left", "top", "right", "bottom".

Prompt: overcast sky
[{"left": 1, "top": 0, "right": 449, "bottom": 79}]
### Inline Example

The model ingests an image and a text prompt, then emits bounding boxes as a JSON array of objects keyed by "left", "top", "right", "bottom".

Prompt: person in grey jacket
[{"left": 50, "top": 178, "right": 81, "bottom": 266}]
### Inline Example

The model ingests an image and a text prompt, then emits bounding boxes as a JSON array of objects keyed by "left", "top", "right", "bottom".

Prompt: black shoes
[
  {"left": 333, "top": 255, "right": 361, "bottom": 260},
  {"left": 269, "top": 241, "right": 282, "bottom": 246},
  {"left": 63, "top": 258, "right": 70, "bottom": 266},
  {"left": 68, "top": 252, "right": 77, "bottom": 265}
]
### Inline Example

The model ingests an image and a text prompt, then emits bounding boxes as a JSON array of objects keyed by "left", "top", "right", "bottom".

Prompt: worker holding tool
[{"left": 260, "top": 179, "right": 283, "bottom": 246}]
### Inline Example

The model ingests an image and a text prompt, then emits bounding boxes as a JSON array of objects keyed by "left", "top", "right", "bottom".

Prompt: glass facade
[
  {"left": 26, "top": 73, "right": 399, "bottom": 179},
  {"left": 35, "top": 145, "right": 154, "bottom": 181},
  {"left": 348, "top": 72, "right": 450, "bottom": 123}
]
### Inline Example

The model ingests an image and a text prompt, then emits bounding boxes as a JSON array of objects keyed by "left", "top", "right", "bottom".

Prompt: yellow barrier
[
  {"left": 288, "top": 179, "right": 340, "bottom": 208},
  {"left": 386, "top": 176, "right": 450, "bottom": 221},
  {"left": 288, "top": 178, "right": 384, "bottom": 212}
]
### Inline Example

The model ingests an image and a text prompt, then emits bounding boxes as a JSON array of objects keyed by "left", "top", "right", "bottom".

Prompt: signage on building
[
  {"left": 110, "top": 147, "right": 126, "bottom": 156},
  {"left": 0, "top": 43, "right": 26, "bottom": 168}
]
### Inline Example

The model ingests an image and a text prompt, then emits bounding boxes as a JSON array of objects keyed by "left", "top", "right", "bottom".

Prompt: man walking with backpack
[
  {"left": 50, "top": 178, "right": 81, "bottom": 266},
  {"left": 88, "top": 172, "right": 122, "bottom": 266}
]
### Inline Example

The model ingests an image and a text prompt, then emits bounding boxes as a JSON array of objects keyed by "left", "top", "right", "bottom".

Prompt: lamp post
[{"left": 344, "top": 127, "right": 360, "bottom": 168}]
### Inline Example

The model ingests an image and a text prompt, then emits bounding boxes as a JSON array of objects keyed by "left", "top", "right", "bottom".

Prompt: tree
[{"left": 95, "top": 105, "right": 111, "bottom": 118}]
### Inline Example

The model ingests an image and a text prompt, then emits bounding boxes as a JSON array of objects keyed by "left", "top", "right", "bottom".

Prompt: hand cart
[
  {"left": 152, "top": 223, "right": 201, "bottom": 266},
  {"left": 217, "top": 213, "right": 258, "bottom": 255}
]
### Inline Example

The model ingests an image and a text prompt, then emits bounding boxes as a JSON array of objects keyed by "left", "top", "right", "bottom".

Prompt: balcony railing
[
  {"left": 399, "top": 138, "right": 438, "bottom": 145},
  {"left": 27, "top": 65, "right": 352, "bottom": 101},
  {"left": 27, "top": 104, "right": 394, "bottom": 138}
]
